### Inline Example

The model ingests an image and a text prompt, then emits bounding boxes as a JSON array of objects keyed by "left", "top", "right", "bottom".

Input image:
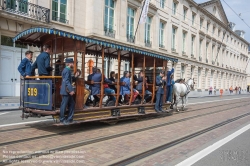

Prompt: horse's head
[{"left": 187, "top": 78, "right": 195, "bottom": 90}]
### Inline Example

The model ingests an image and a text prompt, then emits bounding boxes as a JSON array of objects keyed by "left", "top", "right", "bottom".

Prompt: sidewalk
[
  {"left": 189, "top": 91, "right": 250, "bottom": 98},
  {"left": 0, "top": 97, "right": 20, "bottom": 111}
]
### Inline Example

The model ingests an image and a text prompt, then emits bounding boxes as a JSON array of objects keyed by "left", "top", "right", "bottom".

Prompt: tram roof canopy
[{"left": 13, "top": 27, "right": 178, "bottom": 62}]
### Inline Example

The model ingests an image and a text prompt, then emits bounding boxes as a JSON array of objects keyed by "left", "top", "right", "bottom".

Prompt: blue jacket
[
  {"left": 120, "top": 77, "right": 131, "bottom": 95},
  {"left": 17, "top": 58, "right": 33, "bottom": 77},
  {"left": 156, "top": 75, "right": 165, "bottom": 94},
  {"left": 136, "top": 76, "right": 144, "bottom": 91},
  {"left": 60, "top": 67, "right": 73, "bottom": 95},
  {"left": 166, "top": 68, "right": 174, "bottom": 86},
  {"left": 87, "top": 73, "right": 112, "bottom": 95},
  {"left": 32, "top": 52, "right": 53, "bottom": 75}
]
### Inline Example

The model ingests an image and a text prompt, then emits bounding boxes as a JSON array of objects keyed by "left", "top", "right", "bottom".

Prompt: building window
[
  {"left": 160, "top": 0, "right": 165, "bottom": 8},
  {"left": 191, "top": 35, "right": 195, "bottom": 56},
  {"left": 183, "top": 7, "right": 187, "bottom": 21},
  {"left": 181, "top": 65, "right": 185, "bottom": 78},
  {"left": 200, "top": 19, "right": 203, "bottom": 29},
  {"left": 145, "top": 16, "right": 151, "bottom": 45},
  {"left": 199, "top": 39, "right": 203, "bottom": 58},
  {"left": 124, "top": 61, "right": 130, "bottom": 71},
  {"left": 198, "top": 68, "right": 201, "bottom": 88},
  {"left": 127, "top": 7, "right": 135, "bottom": 41},
  {"left": 205, "top": 70, "right": 208, "bottom": 88},
  {"left": 182, "top": 31, "right": 186, "bottom": 53},
  {"left": 218, "top": 30, "right": 221, "bottom": 38},
  {"left": 172, "top": 27, "right": 177, "bottom": 51},
  {"left": 159, "top": 21, "right": 165, "bottom": 48},
  {"left": 212, "top": 26, "right": 215, "bottom": 34},
  {"left": 103, "top": 58, "right": 109, "bottom": 77},
  {"left": 52, "top": 0, "right": 68, "bottom": 24},
  {"left": 206, "top": 42, "right": 209, "bottom": 60},
  {"left": 207, "top": 23, "right": 210, "bottom": 33},
  {"left": 104, "top": 0, "right": 115, "bottom": 32},
  {"left": 191, "top": 67, "right": 194, "bottom": 78},
  {"left": 1, "top": 35, "right": 27, "bottom": 48},
  {"left": 192, "top": 12, "right": 196, "bottom": 26},
  {"left": 172, "top": 1, "right": 177, "bottom": 15},
  {"left": 212, "top": 45, "right": 215, "bottom": 62}
]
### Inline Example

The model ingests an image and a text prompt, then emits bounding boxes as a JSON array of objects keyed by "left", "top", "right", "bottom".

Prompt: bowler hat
[{"left": 65, "top": 58, "right": 74, "bottom": 63}]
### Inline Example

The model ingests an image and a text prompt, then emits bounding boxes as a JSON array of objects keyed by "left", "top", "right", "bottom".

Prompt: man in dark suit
[
  {"left": 59, "top": 58, "right": 76, "bottom": 125},
  {"left": 32, "top": 45, "right": 53, "bottom": 76},
  {"left": 155, "top": 70, "right": 166, "bottom": 112}
]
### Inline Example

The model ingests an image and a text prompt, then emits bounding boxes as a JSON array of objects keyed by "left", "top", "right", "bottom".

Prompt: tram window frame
[{"left": 103, "top": 58, "right": 109, "bottom": 77}]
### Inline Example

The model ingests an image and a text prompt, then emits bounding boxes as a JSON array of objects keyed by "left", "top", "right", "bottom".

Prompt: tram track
[
  {"left": 110, "top": 110, "right": 250, "bottom": 166},
  {"left": 0, "top": 98, "right": 248, "bottom": 147},
  {"left": 1, "top": 100, "right": 250, "bottom": 165},
  {"left": 0, "top": 97, "right": 247, "bottom": 135}
]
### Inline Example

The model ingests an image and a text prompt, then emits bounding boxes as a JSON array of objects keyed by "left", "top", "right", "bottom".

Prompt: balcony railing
[
  {"left": 145, "top": 40, "right": 152, "bottom": 47},
  {"left": 1, "top": 0, "right": 50, "bottom": 23},
  {"left": 127, "top": 34, "right": 134, "bottom": 43},
  {"left": 52, "top": 16, "right": 68, "bottom": 24},
  {"left": 104, "top": 27, "right": 115, "bottom": 38}
]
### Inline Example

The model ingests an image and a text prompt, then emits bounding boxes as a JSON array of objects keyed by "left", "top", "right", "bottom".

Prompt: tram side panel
[{"left": 23, "top": 79, "right": 53, "bottom": 110}]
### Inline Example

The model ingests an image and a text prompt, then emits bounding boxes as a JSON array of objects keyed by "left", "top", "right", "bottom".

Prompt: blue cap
[{"left": 65, "top": 58, "right": 74, "bottom": 63}]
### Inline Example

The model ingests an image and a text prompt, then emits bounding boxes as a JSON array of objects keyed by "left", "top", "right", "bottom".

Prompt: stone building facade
[{"left": 0, "top": 0, "right": 249, "bottom": 96}]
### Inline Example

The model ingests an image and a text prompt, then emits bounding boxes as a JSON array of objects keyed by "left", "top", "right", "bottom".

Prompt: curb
[
  {"left": 0, "top": 103, "right": 20, "bottom": 107},
  {"left": 189, "top": 94, "right": 249, "bottom": 98},
  {"left": 0, "top": 108, "right": 21, "bottom": 111}
]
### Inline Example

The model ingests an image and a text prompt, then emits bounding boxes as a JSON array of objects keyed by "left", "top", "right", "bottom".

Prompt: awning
[{"left": 13, "top": 27, "right": 178, "bottom": 62}]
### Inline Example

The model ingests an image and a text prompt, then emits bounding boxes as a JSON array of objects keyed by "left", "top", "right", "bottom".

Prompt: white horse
[{"left": 171, "top": 78, "right": 195, "bottom": 112}]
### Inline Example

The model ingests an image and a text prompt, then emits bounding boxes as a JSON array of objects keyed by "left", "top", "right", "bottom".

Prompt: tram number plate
[
  {"left": 23, "top": 80, "right": 52, "bottom": 110},
  {"left": 27, "top": 88, "right": 38, "bottom": 96}
]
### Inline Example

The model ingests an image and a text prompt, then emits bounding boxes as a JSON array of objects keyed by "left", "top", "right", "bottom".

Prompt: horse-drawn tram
[{"left": 13, "top": 27, "right": 178, "bottom": 125}]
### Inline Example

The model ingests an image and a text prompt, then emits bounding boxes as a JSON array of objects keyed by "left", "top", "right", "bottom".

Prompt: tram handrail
[{"left": 23, "top": 76, "right": 62, "bottom": 79}]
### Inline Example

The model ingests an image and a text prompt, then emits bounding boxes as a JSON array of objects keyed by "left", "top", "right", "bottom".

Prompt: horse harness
[{"left": 180, "top": 82, "right": 191, "bottom": 98}]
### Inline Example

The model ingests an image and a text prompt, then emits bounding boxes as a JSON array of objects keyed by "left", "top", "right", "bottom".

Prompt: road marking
[
  {"left": 176, "top": 123, "right": 250, "bottom": 166},
  {"left": 189, "top": 96, "right": 250, "bottom": 105},
  {"left": 0, "top": 112, "right": 10, "bottom": 116},
  {"left": 0, "top": 119, "right": 52, "bottom": 128}
]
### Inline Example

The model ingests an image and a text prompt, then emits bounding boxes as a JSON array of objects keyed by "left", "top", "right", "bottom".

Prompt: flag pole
[{"left": 134, "top": 0, "right": 146, "bottom": 41}]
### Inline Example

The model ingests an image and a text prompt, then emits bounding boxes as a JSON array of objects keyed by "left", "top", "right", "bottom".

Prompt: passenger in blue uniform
[
  {"left": 136, "top": 70, "right": 152, "bottom": 103},
  {"left": 17, "top": 51, "right": 34, "bottom": 77},
  {"left": 166, "top": 67, "right": 174, "bottom": 103},
  {"left": 155, "top": 70, "right": 166, "bottom": 112},
  {"left": 59, "top": 58, "right": 77, "bottom": 125},
  {"left": 120, "top": 71, "right": 139, "bottom": 104},
  {"left": 87, "top": 67, "right": 113, "bottom": 107},
  {"left": 32, "top": 45, "right": 53, "bottom": 76}
]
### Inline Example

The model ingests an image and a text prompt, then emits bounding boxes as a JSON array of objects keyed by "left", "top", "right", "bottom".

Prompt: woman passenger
[
  {"left": 109, "top": 71, "right": 117, "bottom": 93},
  {"left": 120, "top": 71, "right": 139, "bottom": 104}
]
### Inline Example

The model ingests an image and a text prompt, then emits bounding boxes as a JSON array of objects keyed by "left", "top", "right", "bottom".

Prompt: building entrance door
[{"left": 0, "top": 46, "right": 26, "bottom": 96}]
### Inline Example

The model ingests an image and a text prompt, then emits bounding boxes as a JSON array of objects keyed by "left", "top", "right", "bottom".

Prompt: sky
[{"left": 195, "top": 0, "right": 250, "bottom": 45}]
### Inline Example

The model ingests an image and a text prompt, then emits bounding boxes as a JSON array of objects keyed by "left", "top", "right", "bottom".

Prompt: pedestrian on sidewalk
[
  {"left": 238, "top": 86, "right": 241, "bottom": 94},
  {"left": 229, "top": 86, "right": 233, "bottom": 94},
  {"left": 235, "top": 86, "right": 238, "bottom": 94},
  {"left": 209, "top": 86, "right": 212, "bottom": 95},
  {"left": 214, "top": 86, "right": 216, "bottom": 95}
]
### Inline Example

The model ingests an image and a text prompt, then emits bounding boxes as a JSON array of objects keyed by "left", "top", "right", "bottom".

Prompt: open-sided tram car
[{"left": 13, "top": 27, "right": 178, "bottom": 124}]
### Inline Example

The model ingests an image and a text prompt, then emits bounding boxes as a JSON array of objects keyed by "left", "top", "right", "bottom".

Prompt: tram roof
[{"left": 13, "top": 27, "right": 178, "bottom": 62}]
